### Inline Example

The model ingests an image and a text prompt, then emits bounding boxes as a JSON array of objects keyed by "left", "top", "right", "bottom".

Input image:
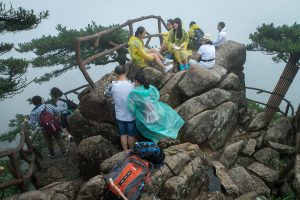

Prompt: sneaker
[
  {"left": 185, "top": 64, "right": 190, "bottom": 70},
  {"left": 62, "top": 149, "right": 68, "bottom": 156},
  {"left": 163, "top": 58, "right": 173, "bottom": 65},
  {"left": 179, "top": 64, "right": 185, "bottom": 71},
  {"left": 163, "top": 64, "right": 174, "bottom": 73},
  {"left": 48, "top": 153, "right": 56, "bottom": 158}
]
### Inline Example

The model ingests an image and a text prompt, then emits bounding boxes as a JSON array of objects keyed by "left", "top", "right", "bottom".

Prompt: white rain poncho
[{"left": 128, "top": 85, "right": 184, "bottom": 143}]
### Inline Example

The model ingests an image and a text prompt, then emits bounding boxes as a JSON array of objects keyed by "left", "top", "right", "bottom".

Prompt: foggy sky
[{"left": 0, "top": 0, "right": 299, "bottom": 133}]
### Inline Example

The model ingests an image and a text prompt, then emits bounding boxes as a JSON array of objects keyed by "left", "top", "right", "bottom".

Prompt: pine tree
[
  {"left": 247, "top": 23, "right": 300, "bottom": 121},
  {"left": 0, "top": 3, "right": 48, "bottom": 101}
]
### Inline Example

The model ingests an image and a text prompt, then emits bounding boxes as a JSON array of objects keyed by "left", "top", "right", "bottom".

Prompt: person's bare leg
[
  {"left": 147, "top": 48, "right": 165, "bottom": 60},
  {"left": 128, "top": 136, "right": 136, "bottom": 150},
  {"left": 120, "top": 135, "right": 128, "bottom": 150},
  {"left": 149, "top": 53, "right": 165, "bottom": 68}
]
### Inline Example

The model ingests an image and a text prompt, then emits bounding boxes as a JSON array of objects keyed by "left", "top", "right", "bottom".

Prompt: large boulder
[
  {"left": 68, "top": 109, "right": 119, "bottom": 145},
  {"left": 263, "top": 117, "right": 292, "bottom": 145},
  {"left": 215, "top": 40, "right": 246, "bottom": 71},
  {"left": 180, "top": 102, "right": 238, "bottom": 150},
  {"left": 78, "top": 72, "right": 116, "bottom": 123},
  {"left": 176, "top": 88, "right": 232, "bottom": 121},
  {"left": 76, "top": 135, "right": 119, "bottom": 179},
  {"left": 178, "top": 65, "right": 227, "bottom": 97},
  {"left": 160, "top": 70, "right": 187, "bottom": 108},
  {"left": 77, "top": 175, "right": 107, "bottom": 200}
]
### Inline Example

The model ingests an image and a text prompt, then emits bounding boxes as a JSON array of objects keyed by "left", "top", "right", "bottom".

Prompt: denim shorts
[{"left": 116, "top": 119, "right": 138, "bottom": 137}]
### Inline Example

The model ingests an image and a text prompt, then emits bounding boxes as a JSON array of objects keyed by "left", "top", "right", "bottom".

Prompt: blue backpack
[{"left": 134, "top": 142, "right": 165, "bottom": 167}]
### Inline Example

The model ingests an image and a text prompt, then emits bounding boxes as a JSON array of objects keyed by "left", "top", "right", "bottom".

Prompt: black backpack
[
  {"left": 189, "top": 28, "right": 204, "bottom": 50},
  {"left": 134, "top": 142, "right": 165, "bottom": 167},
  {"left": 59, "top": 96, "right": 78, "bottom": 112}
]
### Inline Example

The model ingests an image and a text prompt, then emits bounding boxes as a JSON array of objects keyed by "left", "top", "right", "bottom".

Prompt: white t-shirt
[
  {"left": 198, "top": 44, "right": 215, "bottom": 68},
  {"left": 214, "top": 28, "right": 227, "bottom": 47},
  {"left": 111, "top": 80, "right": 135, "bottom": 121}
]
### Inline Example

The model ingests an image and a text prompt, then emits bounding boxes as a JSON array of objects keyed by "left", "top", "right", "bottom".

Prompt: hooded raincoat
[
  {"left": 168, "top": 29, "right": 191, "bottom": 63},
  {"left": 128, "top": 85, "right": 184, "bottom": 143},
  {"left": 128, "top": 36, "right": 154, "bottom": 67}
]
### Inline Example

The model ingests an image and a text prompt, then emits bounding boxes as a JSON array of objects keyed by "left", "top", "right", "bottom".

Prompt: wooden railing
[
  {"left": 0, "top": 123, "right": 41, "bottom": 194},
  {"left": 75, "top": 15, "right": 167, "bottom": 88}
]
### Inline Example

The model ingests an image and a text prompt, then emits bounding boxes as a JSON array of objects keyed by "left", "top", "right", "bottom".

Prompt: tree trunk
[{"left": 264, "top": 58, "right": 299, "bottom": 122}]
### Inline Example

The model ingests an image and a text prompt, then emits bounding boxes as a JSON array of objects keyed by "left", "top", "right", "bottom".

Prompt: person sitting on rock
[
  {"left": 50, "top": 87, "right": 74, "bottom": 142},
  {"left": 105, "top": 65, "right": 138, "bottom": 150},
  {"left": 128, "top": 26, "right": 174, "bottom": 73},
  {"left": 159, "top": 19, "right": 174, "bottom": 58},
  {"left": 214, "top": 21, "right": 226, "bottom": 47},
  {"left": 128, "top": 70, "right": 184, "bottom": 143},
  {"left": 189, "top": 34, "right": 215, "bottom": 69},
  {"left": 168, "top": 18, "right": 191, "bottom": 71},
  {"left": 25, "top": 95, "right": 68, "bottom": 158}
]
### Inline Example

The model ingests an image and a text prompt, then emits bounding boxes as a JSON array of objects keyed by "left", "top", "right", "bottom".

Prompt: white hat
[{"left": 202, "top": 34, "right": 213, "bottom": 42}]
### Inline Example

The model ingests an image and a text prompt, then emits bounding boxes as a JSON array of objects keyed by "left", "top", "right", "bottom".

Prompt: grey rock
[
  {"left": 253, "top": 147, "right": 281, "bottom": 170},
  {"left": 77, "top": 175, "right": 106, "bottom": 200},
  {"left": 267, "top": 141, "right": 296, "bottom": 155},
  {"left": 217, "top": 73, "right": 242, "bottom": 91},
  {"left": 220, "top": 140, "right": 245, "bottom": 168},
  {"left": 76, "top": 135, "right": 119, "bottom": 179},
  {"left": 242, "top": 139, "right": 256, "bottom": 156},
  {"left": 248, "top": 112, "right": 268, "bottom": 131},
  {"left": 212, "top": 161, "right": 240, "bottom": 196},
  {"left": 264, "top": 117, "right": 292, "bottom": 144},
  {"left": 247, "top": 162, "right": 279, "bottom": 183}
]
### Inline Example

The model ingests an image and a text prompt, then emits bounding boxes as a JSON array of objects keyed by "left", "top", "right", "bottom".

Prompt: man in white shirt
[
  {"left": 189, "top": 34, "right": 215, "bottom": 69},
  {"left": 106, "top": 65, "right": 137, "bottom": 150},
  {"left": 214, "top": 22, "right": 226, "bottom": 47}
]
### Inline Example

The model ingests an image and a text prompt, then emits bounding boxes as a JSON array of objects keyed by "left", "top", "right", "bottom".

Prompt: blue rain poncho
[{"left": 128, "top": 85, "right": 184, "bottom": 143}]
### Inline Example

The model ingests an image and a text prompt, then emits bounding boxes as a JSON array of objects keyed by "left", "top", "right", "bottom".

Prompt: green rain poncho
[{"left": 128, "top": 85, "right": 184, "bottom": 143}]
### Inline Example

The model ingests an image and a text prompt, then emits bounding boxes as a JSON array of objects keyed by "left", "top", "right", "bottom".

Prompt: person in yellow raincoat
[
  {"left": 159, "top": 19, "right": 174, "bottom": 55},
  {"left": 128, "top": 26, "right": 174, "bottom": 73},
  {"left": 168, "top": 18, "right": 191, "bottom": 71},
  {"left": 188, "top": 21, "right": 205, "bottom": 51}
]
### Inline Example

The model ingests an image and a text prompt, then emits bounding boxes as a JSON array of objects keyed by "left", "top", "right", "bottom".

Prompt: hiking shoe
[
  {"left": 185, "top": 64, "right": 190, "bottom": 70},
  {"left": 163, "top": 64, "right": 174, "bottom": 73},
  {"left": 163, "top": 58, "right": 173, "bottom": 65},
  {"left": 179, "top": 64, "right": 185, "bottom": 71},
  {"left": 62, "top": 149, "right": 68, "bottom": 156},
  {"left": 48, "top": 153, "right": 56, "bottom": 158}
]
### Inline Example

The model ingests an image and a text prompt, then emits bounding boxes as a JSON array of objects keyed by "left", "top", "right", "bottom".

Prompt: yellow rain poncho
[
  {"left": 188, "top": 24, "right": 201, "bottom": 39},
  {"left": 128, "top": 36, "right": 154, "bottom": 67},
  {"left": 168, "top": 29, "right": 191, "bottom": 63},
  {"left": 128, "top": 85, "right": 184, "bottom": 143}
]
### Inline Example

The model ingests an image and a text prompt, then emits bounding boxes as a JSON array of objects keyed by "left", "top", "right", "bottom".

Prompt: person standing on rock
[
  {"left": 105, "top": 65, "right": 138, "bottom": 150},
  {"left": 128, "top": 70, "right": 184, "bottom": 143},
  {"left": 214, "top": 21, "right": 226, "bottom": 47},
  {"left": 24, "top": 95, "right": 68, "bottom": 158}
]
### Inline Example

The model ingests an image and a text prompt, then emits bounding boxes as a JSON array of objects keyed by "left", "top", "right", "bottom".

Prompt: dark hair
[
  {"left": 114, "top": 65, "right": 126, "bottom": 75},
  {"left": 134, "top": 71, "right": 149, "bottom": 89},
  {"left": 218, "top": 22, "right": 225, "bottom": 29},
  {"left": 135, "top": 26, "right": 146, "bottom": 37},
  {"left": 189, "top": 21, "right": 196, "bottom": 27},
  {"left": 173, "top": 18, "right": 183, "bottom": 41},
  {"left": 32, "top": 95, "right": 42, "bottom": 106},
  {"left": 167, "top": 19, "right": 174, "bottom": 24},
  {"left": 50, "top": 87, "right": 63, "bottom": 99}
]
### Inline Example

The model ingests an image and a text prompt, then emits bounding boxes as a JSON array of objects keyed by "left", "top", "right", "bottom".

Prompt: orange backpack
[{"left": 107, "top": 155, "right": 153, "bottom": 200}]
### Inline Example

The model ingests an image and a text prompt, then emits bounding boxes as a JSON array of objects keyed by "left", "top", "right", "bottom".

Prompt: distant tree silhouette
[
  {"left": 247, "top": 22, "right": 300, "bottom": 121},
  {"left": 0, "top": 3, "right": 48, "bottom": 101}
]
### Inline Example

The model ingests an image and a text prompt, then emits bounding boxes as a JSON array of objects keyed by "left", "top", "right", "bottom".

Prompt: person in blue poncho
[{"left": 128, "top": 71, "right": 185, "bottom": 143}]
